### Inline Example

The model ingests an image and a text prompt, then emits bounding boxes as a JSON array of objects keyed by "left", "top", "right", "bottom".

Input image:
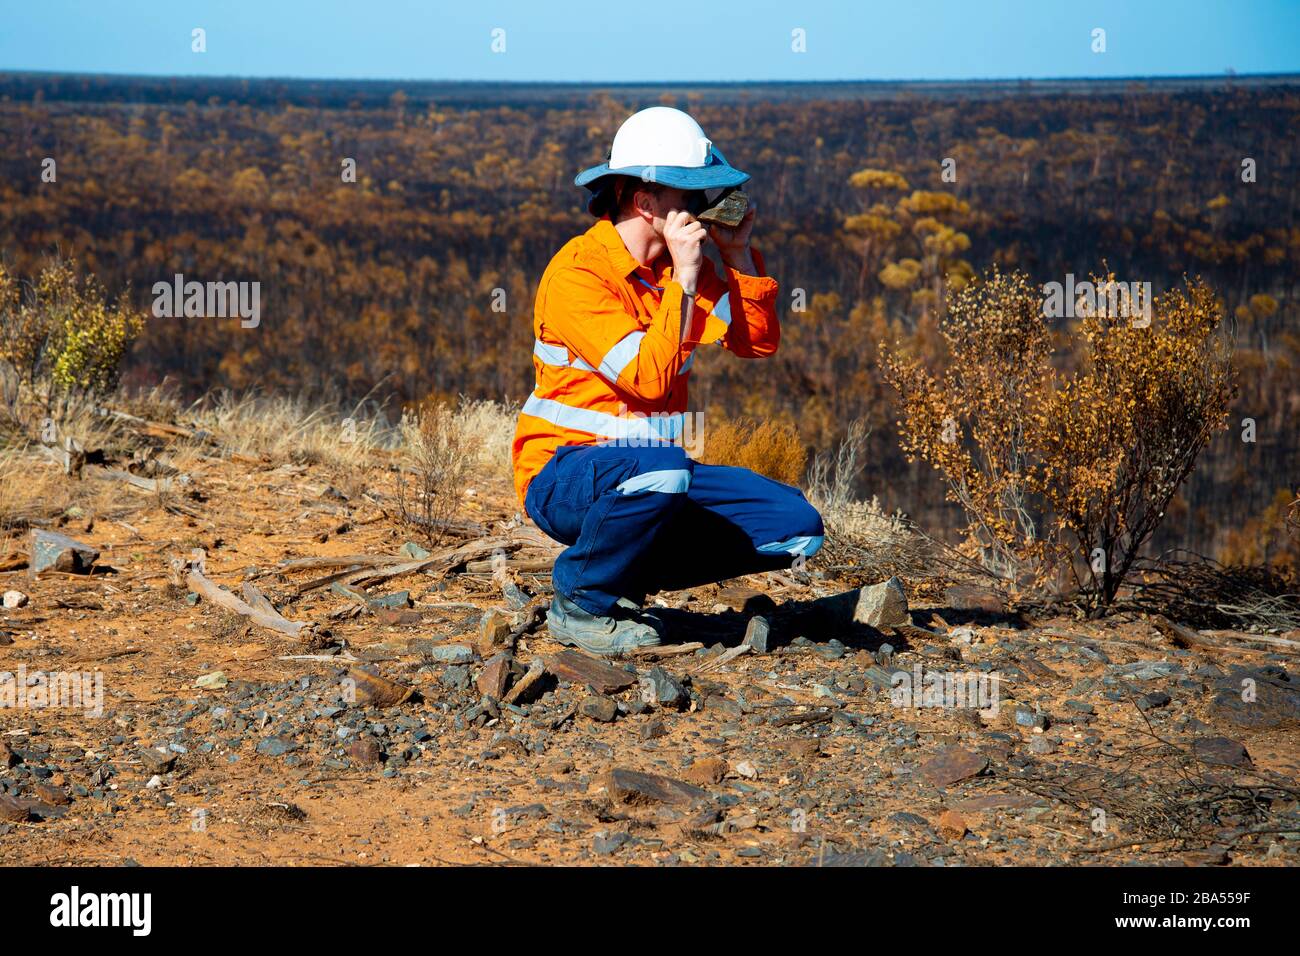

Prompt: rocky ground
[{"left": 1, "top": 438, "right": 1298, "bottom": 867}]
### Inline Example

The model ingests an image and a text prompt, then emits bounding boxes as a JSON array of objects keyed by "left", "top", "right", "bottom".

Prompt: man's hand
[
  {"left": 707, "top": 204, "right": 757, "bottom": 274},
  {"left": 663, "top": 209, "right": 706, "bottom": 296}
]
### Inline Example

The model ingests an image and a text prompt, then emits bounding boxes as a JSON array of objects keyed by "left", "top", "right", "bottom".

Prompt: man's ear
[{"left": 632, "top": 186, "right": 659, "bottom": 223}]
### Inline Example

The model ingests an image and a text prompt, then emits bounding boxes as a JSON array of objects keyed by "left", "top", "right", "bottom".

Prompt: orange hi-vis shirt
[{"left": 512, "top": 217, "right": 780, "bottom": 504}]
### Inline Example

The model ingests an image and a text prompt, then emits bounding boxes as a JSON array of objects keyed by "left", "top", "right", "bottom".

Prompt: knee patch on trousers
[
  {"left": 616, "top": 468, "right": 693, "bottom": 495},
  {"left": 757, "top": 534, "right": 825, "bottom": 558}
]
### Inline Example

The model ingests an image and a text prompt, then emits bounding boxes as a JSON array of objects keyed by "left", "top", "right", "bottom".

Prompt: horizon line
[{"left": 4, "top": 68, "right": 1300, "bottom": 88}]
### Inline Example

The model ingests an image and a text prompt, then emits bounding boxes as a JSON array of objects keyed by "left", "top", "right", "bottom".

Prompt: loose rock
[
  {"left": 937, "top": 809, "right": 968, "bottom": 839},
  {"left": 596, "top": 767, "right": 710, "bottom": 807},
  {"left": 580, "top": 695, "right": 618, "bottom": 723},
  {"left": 743, "top": 615, "right": 771, "bottom": 654},
  {"left": 859, "top": 577, "right": 909, "bottom": 628},
  {"left": 1192, "top": 736, "right": 1252, "bottom": 768},
  {"left": 919, "top": 747, "right": 988, "bottom": 787},
  {"left": 546, "top": 650, "right": 637, "bottom": 694},
  {"left": 346, "top": 736, "right": 383, "bottom": 766},
  {"left": 346, "top": 668, "right": 415, "bottom": 708},
  {"left": 645, "top": 666, "right": 688, "bottom": 710},
  {"left": 477, "top": 651, "right": 514, "bottom": 699},
  {"left": 683, "top": 756, "right": 728, "bottom": 785},
  {"left": 29, "top": 530, "right": 99, "bottom": 576}
]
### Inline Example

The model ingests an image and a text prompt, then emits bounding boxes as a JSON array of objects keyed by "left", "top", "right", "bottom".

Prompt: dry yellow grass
[
  {"left": 0, "top": 380, "right": 522, "bottom": 555},
  {"left": 188, "top": 391, "right": 391, "bottom": 468},
  {"left": 701, "top": 416, "right": 807, "bottom": 486},
  {"left": 447, "top": 397, "right": 517, "bottom": 483}
]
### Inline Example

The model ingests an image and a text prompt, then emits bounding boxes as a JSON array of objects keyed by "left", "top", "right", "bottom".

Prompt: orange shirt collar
[{"left": 589, "top": 218, "right": 672, "bottom": 285}]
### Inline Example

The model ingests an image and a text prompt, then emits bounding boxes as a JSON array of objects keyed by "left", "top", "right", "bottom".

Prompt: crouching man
[{"left": 511, "top": 107, "right": 824, "bottom": 655}]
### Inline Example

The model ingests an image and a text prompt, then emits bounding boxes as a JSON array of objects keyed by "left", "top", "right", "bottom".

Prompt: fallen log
[
  {"left": 1200, "top": 629, "right": 1300, "bottom": 653},
  {"left": 463, "top": 557, "right": 554, "bottom": 574},
  {"left": 186, "top": 568, "right": 308, "bottom": 638},
  {"left": 98, "top": 407, "right": 204, "bottom": 441},
  {"left": 1150, "top": 617, "right": 1282, "bottom": 659},
  {"left": 626, "top": 642, "right": 704, "bottom": 659},
  {"left": 240, "top": 581, "right": 283, "bottom": 617},
  {"left": 1152, "top": 615, "right": 1224, "bottom": 651},
  {"left": 269, "top": 554, "right": 411, "bottom": 574},
  {"left": 345, "top": 537, "right": 519, "bottom": 587},
  {"left": 0, "top": 552, "right": 28, "bottom": 573},
  {"left": 90, "top": 465, "right": 192, "bottom": 494}
]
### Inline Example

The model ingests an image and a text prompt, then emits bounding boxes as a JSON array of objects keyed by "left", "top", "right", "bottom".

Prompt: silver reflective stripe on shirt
[
  {"left": 533, "top": 338, "right": 595, "bottom": 372},
  {"left": 521, "top": 393, "right": 685, "bottom": 443},
  {"left": 712, "top": 291, "right": 732, "bottom": 327},
  {"left": 597, "top": 330, "right": 645, "bottom": 383}
]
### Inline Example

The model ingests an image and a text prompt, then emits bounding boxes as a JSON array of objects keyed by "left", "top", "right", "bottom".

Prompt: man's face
[{"left": 643, "top": 186, "right": 708, "bottom": 232}]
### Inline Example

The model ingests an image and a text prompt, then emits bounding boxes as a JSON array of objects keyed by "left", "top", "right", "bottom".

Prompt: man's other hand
[
  {"left": 663, "top": 209, "right": 706, "bottom": 296},
  {"left": 707, "top": 204, "right": 757, "bottom": 274}
]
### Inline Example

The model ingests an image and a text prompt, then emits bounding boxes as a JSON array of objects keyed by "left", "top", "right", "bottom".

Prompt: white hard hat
[
  {"left": 575, "top": 106, "right": 750, "bottom": 214},
  {"left": 609, "top": 107, "right": 713, "bottom": 169}
]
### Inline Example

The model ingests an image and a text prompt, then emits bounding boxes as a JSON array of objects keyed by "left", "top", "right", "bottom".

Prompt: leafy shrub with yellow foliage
[
  {"left": 0, "top": 259, "right": 145, "bottom": 400},
  {"left": 843, "top": 168, "right": 975, "bottom": 311},
  {"left": 883, "top": 268, "right": 1237, "bottom": 610}
]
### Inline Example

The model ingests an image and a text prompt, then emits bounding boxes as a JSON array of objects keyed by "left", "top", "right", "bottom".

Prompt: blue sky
[{"left": 1, "top": 0, "right": 1297, "bottom": 82}]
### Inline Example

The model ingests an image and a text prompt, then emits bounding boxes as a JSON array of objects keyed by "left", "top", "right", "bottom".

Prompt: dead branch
[{"left": 186, "top": 568, "right": 309, "bottom": 638}]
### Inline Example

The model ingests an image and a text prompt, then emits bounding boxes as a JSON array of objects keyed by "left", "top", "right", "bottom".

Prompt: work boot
[
  {"left": 547, "top": 593, "right": 662, "bottom": 656},
  {"left": 615, "top": 597, "right": 669, "bottom": 639}
]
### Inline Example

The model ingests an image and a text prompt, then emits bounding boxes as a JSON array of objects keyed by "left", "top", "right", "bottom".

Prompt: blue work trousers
[{"left": 524, "top": 443, "right": 824, "bottom": 616}]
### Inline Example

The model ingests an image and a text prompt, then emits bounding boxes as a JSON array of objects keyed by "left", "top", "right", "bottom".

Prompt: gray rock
[
  {"left": 29, "top": 530, "right": 99, "bottom": 575},
  {"left": 639, "top": 718, "right": 668, "bottom": 741},
  {"left": 889, "top": 811, "right": 931, "bottom": 827},
  {"left": 138, "top": 747, "right": 177, "bottom": 774},
  {"left": 368, "top": 590, "right": 410, "bottom": 610},
  {"left": 1136, "top": 691, "right": 1172, "bottom": 711},
  {"left": 255, "top": 736, "right": 299, "bottom": 757},
  {"left": 1207, "top": 666, "right": 1300, "bottom": 729},
  {"left": 442, "top": 664, "right": 471, "bottom": 690},
  {"left": 645, "top": 666, "right": 688, "bottom": 710},
  {"left": 399, "top": 541, "right": 431, "bottom": 560},
  {"left": 1110, "top": 660, "right": 1184, "bottom": 681},
  {"left": 856, "top": 577, "right": 910, "bottom": 629},
  {"left": 815, "top": 848, "right": 891, "bottom": 866},
  {"left": 704, "top": 695, "right": 743, "bottom": 718},
  {"left": 816, "top": 639, "right": 847, "bottom": 660},
  {"left": 1014, "top": 707, "right": 1050, "bottom": 730},
  {"left": 592, "top": 830, "right": 633, "bottom": 855},
  {"left": 427, "top": 644, "right": 473, "bottom": 664},
  {"left": 1192, "top": 736, "right": 1252, "bottom": 768},
  {"left": 743, "top": 615, "right": 771, "bottom": 654},
  {"left": 580, "top": 695, "right": 618, "bottom": 723}
]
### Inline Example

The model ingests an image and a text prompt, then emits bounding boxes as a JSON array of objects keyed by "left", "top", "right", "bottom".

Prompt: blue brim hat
[{"left": 576, "top": 147, "right": 750, "bottom": 216}]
